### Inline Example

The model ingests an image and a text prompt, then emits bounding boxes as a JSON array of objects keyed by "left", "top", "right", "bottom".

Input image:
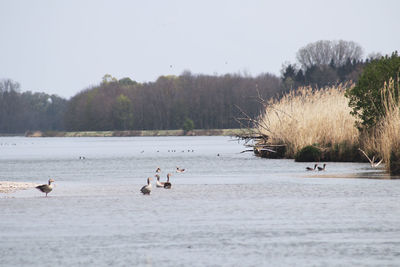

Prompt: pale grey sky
[{"left": 0, "top": 0, "right": 399, "bottom": 98}]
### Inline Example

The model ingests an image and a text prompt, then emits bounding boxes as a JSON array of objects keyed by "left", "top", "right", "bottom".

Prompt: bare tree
[{"left": 296, "top": 40, "right": 363, "bottom": 70}]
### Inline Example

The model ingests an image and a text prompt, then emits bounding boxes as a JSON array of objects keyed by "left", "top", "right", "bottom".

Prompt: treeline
[
  {"left": 0, "top": 40, "right": 376, "bottom": 134},
  {"left": 65, "top": 72, "right": 282, "bottom": 131},
  {"left": 0, "top": 79, "right": 67, "bottom": 133}
]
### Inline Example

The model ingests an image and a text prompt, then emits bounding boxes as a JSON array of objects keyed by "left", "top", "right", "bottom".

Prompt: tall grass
[
  {"left": 257, "top": 85, "right": 359, "bottom": 158},
  {"left": 362, "top": 77, "right": 400, "bottom": 173}
]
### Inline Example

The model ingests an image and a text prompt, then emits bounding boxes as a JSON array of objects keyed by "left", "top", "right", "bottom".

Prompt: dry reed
[{"left": 257, "top": 85, "right": 359, "bottom": 158}]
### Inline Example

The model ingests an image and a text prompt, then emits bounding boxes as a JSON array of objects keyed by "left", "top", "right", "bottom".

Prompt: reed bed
[{"left": 257, "top": 85, "right": 359, "bottom": 158}]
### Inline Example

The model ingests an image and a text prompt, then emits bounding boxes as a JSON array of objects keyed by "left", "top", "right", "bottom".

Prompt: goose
[
  {"left": 176, "top": 167, "right": 185, "bottom": 173},
  {"left": 155, "top": 174, "right": 164, "bottom": 188},
  {"left": 140, "top": 177, "right": 152, "bottom": 195},
  {"left": 164, "top": 173, "right": 172, "bottom": 189},
  {"left": 306, "top": 164, "right": 318, "bottom": 171},
  {"left": 156, "top": 167, "right": 161, "bottom": 173},
  {"left": 36, "top": 179, "right": 55, "bottom": 197},
  {"left": 317, "top": 164, "right": 326, "bottom": 171}
]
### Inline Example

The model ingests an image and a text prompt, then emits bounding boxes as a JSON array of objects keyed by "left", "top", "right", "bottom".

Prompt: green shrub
[
  {"left": 346, "top": 51, "right": 400, "bottom": 129},
  {"left": 182, "top": 118, "right": 194, "bottom": 134},
  {"left": 295, "top": 145, "right": 321, "bottom": 162}
]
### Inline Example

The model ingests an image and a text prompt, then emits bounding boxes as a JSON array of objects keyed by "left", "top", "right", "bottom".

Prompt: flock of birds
[
  {"left": 35, "top": 166, "right": 186, "bottom": 197},
  {"left": 140, "top": 166, "right": 185, "bottom": 195},
  {"left": 306, "top": 163, "right": 327, "bottom": 171},
  {"left": 35, "top": 163, "right": 326, "bottom": 197}
]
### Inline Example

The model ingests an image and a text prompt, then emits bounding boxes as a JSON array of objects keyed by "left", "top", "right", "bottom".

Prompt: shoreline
[
  {"left": 19, "top": 129, "right": 245, "bottom": 137},
  {"left": 0, "top": 181, "right": 39, "bottom": 193}
]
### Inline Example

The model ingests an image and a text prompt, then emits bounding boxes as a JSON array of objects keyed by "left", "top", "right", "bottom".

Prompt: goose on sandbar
[
  {"left": 140, "top": 177, "right": 152, "bottom": 195},
  {"left": 176, "top": 167, "right": 185, "bottom": 173},
  {"left": 36, "top": 179, "right": 55, "bottom": 197},
  {"left": 317, "top": 164, "right": 326, "bottom": 171},
  {"left": 155, "top": 174, "right": 164, "bottom": 188},
  {"left": 306, "top": 164, "right": 318, "bottom": 171},
  {"left": 164, "top": 173, "right": 172, "bottom": 189}
]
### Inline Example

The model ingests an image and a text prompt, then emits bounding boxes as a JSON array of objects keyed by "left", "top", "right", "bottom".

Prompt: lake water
[{"left": 0, "top": 136, "right": 399, "bottom": 266}]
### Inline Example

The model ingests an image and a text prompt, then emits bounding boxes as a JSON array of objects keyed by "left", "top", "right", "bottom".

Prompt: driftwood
[{"left": 358, "top": 148, "right": 383, "bottom": 168}]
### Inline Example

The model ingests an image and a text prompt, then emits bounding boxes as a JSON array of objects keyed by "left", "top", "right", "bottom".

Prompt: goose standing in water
[
  {"left": 140, "top": 177, "right": 152, "bottom": 195},
  {"left": 317, "top": 164, "right": 326, "bottom": 171},
  {"left": 306, "top": 164, "right": 318, "bottom": 171},
  {"left": 155, "top": 174, "right": 164, "bottom": 188},
  {"left": 36, "top": 179, "right": 55, "bottom": 197},
  {"left": 176, "top": 167, "right": 185, "bottom": 173},
  {"left": 164, "top": 173, "right": 172, "bottom": 189}
]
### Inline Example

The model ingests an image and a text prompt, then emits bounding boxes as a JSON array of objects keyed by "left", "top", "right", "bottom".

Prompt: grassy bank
[
  {"left": 25, "top": 129, "right": 243, "bottom": 137},
  {"left": 256, "top": 84, "right": 362, "bottom": 161}
]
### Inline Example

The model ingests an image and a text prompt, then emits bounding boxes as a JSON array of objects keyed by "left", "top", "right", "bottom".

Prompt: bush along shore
[
  {"left": 251, "top": 52, "right": 400, "bottom": 175},
  {"left": 24, "top": 129, "right": 243, "bottom": 137}
]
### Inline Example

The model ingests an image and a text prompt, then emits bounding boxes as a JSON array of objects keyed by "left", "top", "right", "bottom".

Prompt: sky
[{"left": 0, "top": 0, "right": 399, "bottom": 98}]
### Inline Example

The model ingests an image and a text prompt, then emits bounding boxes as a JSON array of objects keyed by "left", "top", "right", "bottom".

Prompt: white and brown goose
[
  {"left": 140, "top": 177, "right": 152, "bottom": 195},
  {"left": 155, "top": 174, "right": 164, "bottom": 188},
  {"left": 36, "top": 179, "right": 55, "bottom": 197},
  {"left": 306, "top": 164, "right": 318, "bottom": 171},
  {"left": 164, "top": 173, "right": 172, "bottom": 189},
  {"left": 176, "top": 167, "right": 185, "bottom": 173}
]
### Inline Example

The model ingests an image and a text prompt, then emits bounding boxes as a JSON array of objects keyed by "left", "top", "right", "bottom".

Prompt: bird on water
[
  {"left": 155, "top": 174, "right": 165, "bottom": 188},
  {"left": 164, "top": 173, "right": 172, "bottom": 189},
  {"left": 36, "top": 179, "right": 55, "bottom": 197},
  {"left": 176, "top": 167, "right": 185, "bottom": 173},
  {"left": 317, "top": 164, "right": 326, "bottom": 171},
  {"left": 156, "top": 167, "right": 161, "bottom": 173},
  {"left": 140, "top": 177, "right": 152, "bottom": 195},
  {"left": 306, "top": 164, "right": 318, "bottom": 171}
]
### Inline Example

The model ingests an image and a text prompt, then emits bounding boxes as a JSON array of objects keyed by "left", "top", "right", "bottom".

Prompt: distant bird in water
[
  {"left": 79, "top": 156, "right": 85, "bottom": 160},
  {"left": 36, "top": 179, "right": 55, "bottom": 197},
  {"left": 164, "top": 173, "right": 172, "bottom": 189},
  {"left": 306, "top": 164, "right": 318, "bottom": 171},
  {"left": 156, "top": 167, "right": 161, "bottom": 173},
  {"left": 317, "top": 164, "right": 326, "bottom": 171},
  {"left": 176, "top": 167, "right": 185, "bottom": 173},
  {"left": 140, "top": 177, "right": 152, "bottom": 195},
  {"left": 155, "top": 174, "right": 164, "bottom": 188}
]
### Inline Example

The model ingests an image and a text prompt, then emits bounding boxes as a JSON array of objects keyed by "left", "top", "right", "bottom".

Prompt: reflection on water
[{"left": 0, "top": 136, "right": 400, "bottom": 266}]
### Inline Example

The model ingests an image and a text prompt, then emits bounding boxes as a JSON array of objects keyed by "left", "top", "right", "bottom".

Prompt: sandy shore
[{"left": 0, "top": 181, "right": 39, "bottom": 193}]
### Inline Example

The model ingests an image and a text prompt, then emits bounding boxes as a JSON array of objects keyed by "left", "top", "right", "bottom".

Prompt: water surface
[{"left": 1, "top": 136, "right": 399, "bottom": 266}]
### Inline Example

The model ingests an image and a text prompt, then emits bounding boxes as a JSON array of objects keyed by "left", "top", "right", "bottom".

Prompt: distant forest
[{"left": 0, "top": 40, "right": 379, "bottom": 134}]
